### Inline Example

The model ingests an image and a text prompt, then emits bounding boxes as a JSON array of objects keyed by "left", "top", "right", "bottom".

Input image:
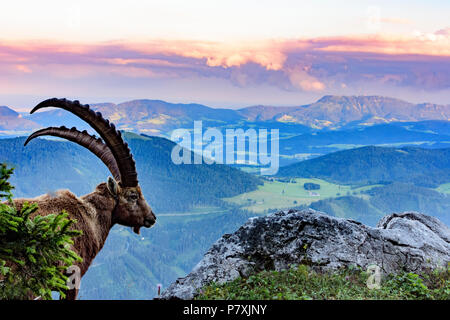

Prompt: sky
[{"left": 0, "top": 0, "right": 449, "bottom": 110}]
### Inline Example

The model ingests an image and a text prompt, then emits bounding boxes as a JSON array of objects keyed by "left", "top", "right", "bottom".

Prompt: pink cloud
[
  {"left": 435, "top": 28, "right": 450, "bottom": 36},
  {"left": 15, "top": 64, "right": 32, "bottom": 73},
  {"left": 126, "top": 40, "right": 288, "bottom": 71},
  {"left": 286, "top": 34, "right": 450, "bottom": 57},
  {"left": 0, "top": 30, "right": 449, "bottom": 98},
  {"left": 287, "top": 66, "right": 326, "bottom": 92}
]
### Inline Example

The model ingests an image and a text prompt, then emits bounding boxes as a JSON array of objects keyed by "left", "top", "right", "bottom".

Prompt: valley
[
  {"left": 224, "top": 177, "right": 381, "bottom": 213},
  {"left": 1, "top": 94, "right": 449, "bottom": 299}
]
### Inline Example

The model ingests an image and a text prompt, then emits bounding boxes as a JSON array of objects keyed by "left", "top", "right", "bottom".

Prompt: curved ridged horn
[
  {"left": 24, "top": 126, "right": 121, "bottom": 182},
  {"left": 31, "top": 98, "right": 138, "bottom": 187}
]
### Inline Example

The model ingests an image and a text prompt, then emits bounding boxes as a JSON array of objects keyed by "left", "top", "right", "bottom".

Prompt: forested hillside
[
  {"left": 80, "top": 208, "right": 256, "bottom": 299},
  {"left": 295, "top": 183, "right": 450, "bottom": 226},
  {"left": 2, "top": 129, "right": 449, "bottom": 298},
  {"left": 0, "top": 133, "right": 264, "bottom": 299},
  {"left": 278, "top": 146, "right": 450, "bottom": 188},
  {"left": 0, "top": 133, "right": 262, "bottom": 212}
]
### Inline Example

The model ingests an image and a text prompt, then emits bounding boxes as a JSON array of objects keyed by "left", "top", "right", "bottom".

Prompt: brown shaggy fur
[
  {"left": 10, "top": 181, "right": 155, "bottom": 300},
  {"left": 13, "top": 183, "right": 115, "bottom": 277}
]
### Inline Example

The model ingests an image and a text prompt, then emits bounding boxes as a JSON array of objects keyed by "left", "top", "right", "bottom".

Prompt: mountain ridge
[
  {"left": 278, "top": 145, "right": 450, "bottom": 187},
  {"left": 0, "top": 106, "right": 39, "bottom": 132},
  {"left": 1, "top": 95, "right": 448, "bottom": 135}
]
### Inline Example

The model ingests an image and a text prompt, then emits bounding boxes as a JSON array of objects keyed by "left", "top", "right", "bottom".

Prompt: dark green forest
[
  {"left": 0, "top": 133, "right": 263, "bottom": 299},
  {"left": 278, "top": 146, "right": 450, "bottom": 188},
  {"left": 0, "top": 134, "right": 262, "bottom": 213},
  {"left": 80, "top": 208, "right": 257, "bottom": 299},
  {"left": 296, "top": 183, "right": 450, "bottom": 226}
]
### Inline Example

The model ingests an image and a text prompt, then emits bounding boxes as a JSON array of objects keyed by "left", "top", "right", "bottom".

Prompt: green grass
[
  {"left": 223, "top": 178, "right": 380, "bottom": 213},
  {"left": 236, "top": 166, "right": 261, "bottom": 174},
  {"left": 196, "top": 264, "right": 450, "bottom": 300},
  {"left": 436, "top": 183, "right": 450, "bottom": 194}
]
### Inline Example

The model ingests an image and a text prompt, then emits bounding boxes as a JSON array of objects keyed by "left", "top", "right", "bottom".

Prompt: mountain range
[
  {"left": 1, "top": 95, "right": 449, "bottom": 136},
  {"left": 0, "top": 106, "right": 39, "bottom": 133},
  {"left": 1, "top": 132, "right": 449, "bottom": 298},
  {"left": 237, "top": 95, "right": 450, "bottom": 128},
  {"left": 1, "top": 94, "right": 450, "bottom": 299}
]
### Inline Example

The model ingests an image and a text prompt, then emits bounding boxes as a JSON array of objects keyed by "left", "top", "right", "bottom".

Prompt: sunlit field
[{"left": 224, "top": 178, "right": 381, "bottom": 213}]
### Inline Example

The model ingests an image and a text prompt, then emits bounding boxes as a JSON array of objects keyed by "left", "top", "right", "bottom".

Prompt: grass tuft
[{"left": 196, "top": 264, "right": 449, "bottom": 300}]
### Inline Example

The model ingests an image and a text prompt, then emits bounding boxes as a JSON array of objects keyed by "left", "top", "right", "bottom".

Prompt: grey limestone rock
[{"left": 161, "top": 209, "right": 450, "bottom": 300}]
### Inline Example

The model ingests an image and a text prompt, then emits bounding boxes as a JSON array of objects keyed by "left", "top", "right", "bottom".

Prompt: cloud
[
  {"left": 287, "top": 66, "right": 325, "bottom": 92},
  {"left": 126, "top": 40, "right": 288, "bottom": 71},
  {"left": 0, "top": 30, "right": 449, "bottom": 100},
  {"left": 435, "top": 28, "right": 450, "bottom": 37},
  {"left": 412, "top": 28, "right": 450, "bottom": 43},
  {"left": 15, "top": 64, "right": 32, "bottom": 73},
  {"left": 302, "top": 34, "right": 450, "bottom": 57}
]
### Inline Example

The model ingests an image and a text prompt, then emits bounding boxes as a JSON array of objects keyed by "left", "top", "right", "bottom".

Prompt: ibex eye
[{"left": 130, "top": 194, "right": 139, "bottom": 200}]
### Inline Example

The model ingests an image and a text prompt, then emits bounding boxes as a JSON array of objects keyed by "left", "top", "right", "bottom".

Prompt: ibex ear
[{"left": 107, "top": 177, "right": 119, "bottom": 197}]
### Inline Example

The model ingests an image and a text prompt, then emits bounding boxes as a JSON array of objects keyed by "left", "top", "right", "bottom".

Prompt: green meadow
[
  {"left": 436, "top": 183, "right": 450, "bottom": 194},
  {"left": 223, "top": 178, "right": 380, "bottom": 213}
]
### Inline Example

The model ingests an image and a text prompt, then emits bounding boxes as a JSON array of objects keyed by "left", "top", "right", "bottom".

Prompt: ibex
[{"left": 12, "top": 98, "right": 156, "bottom": 300}]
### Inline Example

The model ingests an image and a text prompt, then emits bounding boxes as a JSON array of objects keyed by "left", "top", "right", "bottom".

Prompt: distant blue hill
[
  {"left": 278, "top": 145, "right": 450, "bottom": 188},
  {"left": 0, "top": 95, "right": 447, "bottom": 135}
]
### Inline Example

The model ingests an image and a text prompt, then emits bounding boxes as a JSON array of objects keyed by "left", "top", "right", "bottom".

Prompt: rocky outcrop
[{"left": 161, "top": 209, "right": 450, "bottom": 300}]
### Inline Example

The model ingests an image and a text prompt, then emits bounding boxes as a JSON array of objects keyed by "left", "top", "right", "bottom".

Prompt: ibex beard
[{"left": 11, "top": 98, "right": 156, "bottom": 300}]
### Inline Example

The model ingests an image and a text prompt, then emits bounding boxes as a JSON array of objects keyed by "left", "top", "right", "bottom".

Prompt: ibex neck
[{"left": 78, "top": 183, "right": 116, "bottom": 275}]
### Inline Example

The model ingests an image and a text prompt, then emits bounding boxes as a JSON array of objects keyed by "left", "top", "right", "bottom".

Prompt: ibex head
[
  {"left": 24, "top": 98, "right": 156, "bottom": 234},
  {"left": 107, "top": 178, "right": 155, "bottom": 234}
]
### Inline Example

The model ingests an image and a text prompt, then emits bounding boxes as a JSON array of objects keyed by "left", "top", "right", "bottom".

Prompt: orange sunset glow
[{"left": 0, "top": 0, "right": 449, "bottom": 109}]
